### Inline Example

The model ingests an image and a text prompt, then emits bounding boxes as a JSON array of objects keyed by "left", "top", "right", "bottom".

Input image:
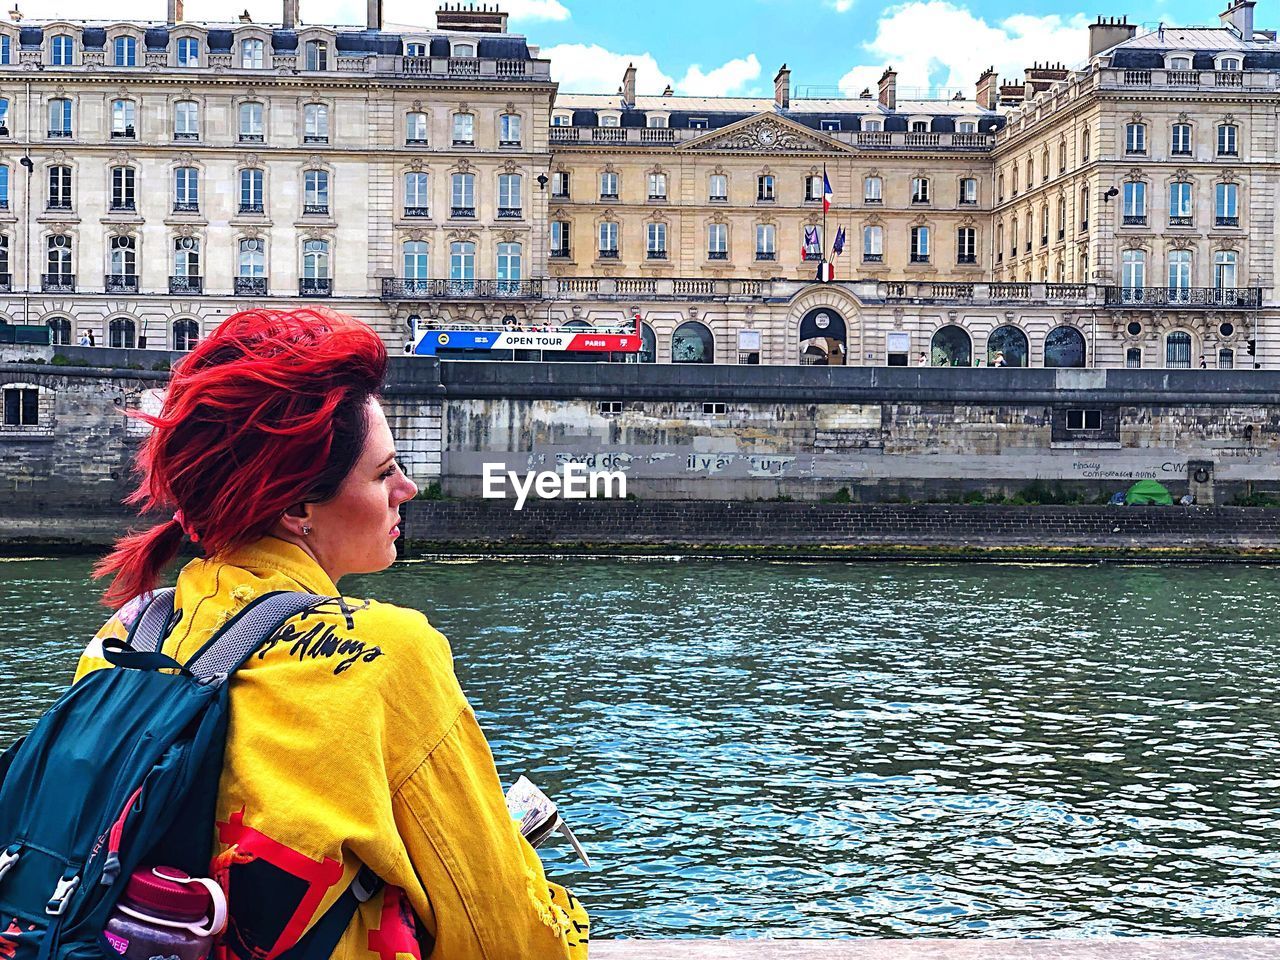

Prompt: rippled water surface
[{"left": 3, "top": 557, "right": 1280, "bottom": 938}]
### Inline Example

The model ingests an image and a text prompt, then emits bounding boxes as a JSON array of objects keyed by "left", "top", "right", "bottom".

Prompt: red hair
[{"left": 95, "top": 307, "right": 388, "bottom": 607}]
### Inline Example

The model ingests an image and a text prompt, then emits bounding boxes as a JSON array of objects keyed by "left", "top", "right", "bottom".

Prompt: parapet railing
[{"left": 550, "top": 127, "right": 996, "bottom": 150}]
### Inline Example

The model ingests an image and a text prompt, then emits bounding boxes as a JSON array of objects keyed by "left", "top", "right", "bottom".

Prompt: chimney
[
  {"left": 878, "top": 66, "right": 897, "bottom": 111},
  {"left": 282, "top": 0, "right": 298, "bottom": 28},
  {"left": 621, "top": 62, "right": 636, "bottom": 109},
  {"left": 774, "top": 63, "right": 790, "bottom": 109},
  {"left": 1088, "top": 15, "right": 1137, "bottom": 57},
  {"left": 435, "top": 3, "right": 509, "bottom": 33},
  {"left": 1220, "top": 0, "right": 1256, "bottom": 38},
  {"left": 367, "top": 0, "right": 382, "bottom": 30},
  {"left": 238, "top": 9, "right": 252, "bottom": 22},
  {"left": 662, "top": 84, "right": 673, "bottom": 96},
  {"left": 975, "top": 65, "right": 998, "bottom": 109},
  {"left": 166, "top": 0, "right": 183, "bottom": 24}
]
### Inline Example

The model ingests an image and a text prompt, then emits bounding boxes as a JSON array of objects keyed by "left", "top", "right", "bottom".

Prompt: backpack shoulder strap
[
  {"left": 183, "top": 590, "right": 330, "bottom": 684},
  {"left": 123, "top": 588, "right": 178, "bottom": 654},
  {"left": 276, "top": 866, "right": 384, "bottom": 960}
]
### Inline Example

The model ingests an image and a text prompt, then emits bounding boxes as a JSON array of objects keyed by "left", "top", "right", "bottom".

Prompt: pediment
[{"left": 678, "top": 113, "right": 853, "bottom": 154}]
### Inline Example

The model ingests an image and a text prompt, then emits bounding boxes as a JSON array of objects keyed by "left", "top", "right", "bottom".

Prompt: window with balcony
[
  {"left": 304, "top": 39, "right": 328, "bottom": 71},
  {"left": 1171, "top": 122, "right": 1192, "bottom": 156},
  {"left": 1217, "top": 123, "right": 1238, "bottom": 156},
  {"left": 957, "top": 227, "right": 976, "bottom": 264},
  {"left": 111, "top": 99, "right": 135, "bottom": 139},
  {"left": 911, "top": 177, "right": 930, "bottom": 203},
  {"left": 1122, "top": 181, "right": 1146, "bottom": 225},
  {"left": 50, "top": 34, "right": 74, "bottom": 66},
  {"left": 107, "top": 236, "right": 136, "bottom": 292},
  {"left": 1215, "top": 182, "right": 1239, "bottom": 226},
  {"left": 498, "top": 173, "right": 522, "bottom": 218},
  {"left": 864, "top": 176, "right": 882, "bottom": 203},
  {"left": 550, "top": 221, "right": 570, "bottom": 259},
  {"left": 451, "top": 173, "right": 475, "bottom": 218},
  {"left": 239, "top": 167, "right": 264, "bottom": 214},
  {"left": 44, "top": 235, "right": 72, "bottom": 291},
  {"left": 303, "top": 169, "right": 329, "bottom": 215},
  {"left": 959, "top": 178, "right": 978, "bottom": 205},
  {"left": 235, "top": 238, "right": 266, "bottom": 295},
  {"left": 499, "top": 113, "right": 521, "bottom": 146},
  {"left": 1167, "top": 249, "right": 1192, "bottom": 298},
  {"left": 1169, "top": 181, "right": 1193, "bottom": 226},
  {"left": 174, "top": 99, "right": 199, "bottom": 140},
  {"left": 48, "top": 98, "right": 72, "bottom": 138},
  {"left": 1040, "top": 205, "right": 1049, "bottom": 245},
  {"left": 110, "top": 166, "right": 135, "bottom": 212},
  {"left": 750, "top": 221, "right": 777, "bottom": 262},
  {"left": 1215, "top": 250, "right": 1238, "bottom": 289},
  {"left": 304, "top": 103, "right": 329, "bottom": 143},
  {"left": 648, "top": 172, "right": 667, "bottom": 201},
  {"left": 1125, "top": 122, "right": 1146, "bottom": 155},
  {"left": 863, "top": 225, "right": 883, "bottom": 262},
  {"left": 47, "top": 165, "right": 72, "bottom": 211},
  {"left": 599, "top": 171, "right": 618, "bottom": 200},
  {"left": 1121, "top": 249, "right": 1146, "bottom": 290},
  {"left": 172, "top": 237, "right": 201, "bottom": 293},
  {"left": 910, "top": 226, "right": 930, "bottom": 263},
  {"left": 757, "top": 174, "right": 775, "bottom": 202},
  {"left": 402, "top": 240, "right": 429, "bottom": 280},
  {"left": 0, "top": 98, "right": 8, "bottom": 137},
  {"left": 239, "top": 102, "right": 264, "bottom": 142},
  {"left": 176, "top": 36, "right": 200, "bottom": 66},
  {"left": 301, "top": 239, "right": 330, "bottom": 295},
  {"left": 241, "top": 38, "right": 265, "bottom": 69},
  {"left": 496, "top": 242, "right": 522, "bottom": 293},
  {"left": 551, "top": 171, "right": 570, "bottom": 199},
  {"left": 598, "top": 221, "right": 619, "bottom": 258},
  {"left": 709, "top": 174, "right": 727, "bottom": 202},
  {"left": 707, "top": 223, "right": 728, "bottom": 260},
  {"left": 406, "top": 112, "right": 429, "bottom": 145},
  {"left": 0, "top": 165, "right": 7, "bottom": 211},
  {"left": 114, "top": 35, "right": 137, "bottom": 66},
  {"left": 452, "top": 112, "right": 474, "bottom": 146},
  {"left": 449, "top": 240, "right": 476, "bottom": 291},
  {"left": 403, "top": 171, "right": 429, "bottom": 217},
  {"left": 173, "top": 166, "right": 199, "bottom": 212}
]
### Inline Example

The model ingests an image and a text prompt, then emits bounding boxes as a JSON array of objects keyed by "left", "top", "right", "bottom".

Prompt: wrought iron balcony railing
[
  {"left": 303, "top": 203, "right": 329, "bottom": 216},
  {"left": 235, "top": 277, "right": 267, "bottom": 296},
  {"left": 105, "top": 274, "right": 138, "bottom": 293},
  {"left": 381, "top": 278, "right": 546, "bottom": 300},
  {"left": 299, "top": 277, "right": 332, "bottom": 297},
  {"left": 1103, "top": 286, "right": 1262, "bottom": 308},
  {"left": 42, "top": 273, "right": 74, "bottom": 292},
  {"left": 169, "top": 275, "right": 203, "bottom": 294},
  {"left": 239, "top": 202, "right": 264, "bottom": 215}
]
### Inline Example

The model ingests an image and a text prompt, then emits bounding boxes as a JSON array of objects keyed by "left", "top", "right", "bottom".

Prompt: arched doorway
[
  {"left": 620, "top": 321, "right": 656, "bottom": 363},
  {"left": 46, "top": 316, "right": 72, "bottom": 346},
  {"left": 672, "top": 321, "right": 714, "bottom": 363},
  {"left": 987, "top": 325, "right": 1028, "bottom": 367},
  {"left": 798, "top": 307, "right": 847, "bottom": 365},
  {"left": 1044, "top": 326, "right": 1086, "bottom": 367},
  {"left": 172, "top": 318, "right": 199, "bottom": 351},
  {"left": 108, "top": 317, "right": 136, "bottom": 349},
  {"left": 930, "top": 325, "right": 972, "bottom": 366}
]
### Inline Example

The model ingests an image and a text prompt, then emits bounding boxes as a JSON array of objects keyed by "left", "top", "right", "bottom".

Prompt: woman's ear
[{"left": 277, "top": 502, "right": 316, "bottom": 539}]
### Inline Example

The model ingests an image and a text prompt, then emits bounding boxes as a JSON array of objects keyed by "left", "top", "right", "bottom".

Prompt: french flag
[{"left": 822, "top": 168, "right": 833, "bottom": 213}]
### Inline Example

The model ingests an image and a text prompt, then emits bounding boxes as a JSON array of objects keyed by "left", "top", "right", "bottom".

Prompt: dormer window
[
  {"left": 241, "top": 38, "right": 265, "bottom": 69},
  {"left": 551, "top": 114, "right": 571, "bottom": 126},
  {"left": 451, "top": 41, "right": 477, "bottom": 57},
  {"left": 957, "top": 120, "right": 976, "bottom": 133},
  {"left": 114, "top": 35, "right": 137, "bottom": 66},
  {"left": 304, "top": 40, "right": 328, "bottom": 71},
  {"left": 1218, "top": 56, "right": 1242, "bottom": 71},
  {"left": 0, "top": 34, "right": 11, "bottom": 65},
  {"left": 863, "top": 119, "right": 883, "bottom": 132},
  {"left": 51, "top": 34, "right": 75, "bottom": 66},
  {"left": 911, "top": 120, "right": 928, "bottom": 133},
  {"left": 646, "top": 115, "right": 668, "bottom": 128},
  {"left": 405, "top": 42, "right": 427, "bottom": 57},
  {"left": 820, "top": 119, "right": 841, "bottom": 132},
  {"left": 176, "top": 36, "right": 200, "bottom": 66},
  {"left": 1168, "top": 56, "right": 1192, "bottom": 70},
  {"left": 688, "top": 117, "right": 708, "bottom": 129},
  {"left": 599, "top": 115, "right": 620, "bottom": 127}
]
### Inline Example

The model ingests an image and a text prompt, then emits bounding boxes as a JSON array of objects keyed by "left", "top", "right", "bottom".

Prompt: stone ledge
[{"left": 591, "top": 939, "right": 1280, "bottom": 959}]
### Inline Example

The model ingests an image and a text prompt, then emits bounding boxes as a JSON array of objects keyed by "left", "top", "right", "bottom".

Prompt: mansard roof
[{"left": 1107, "top": 24, "right": 1280, "bottom": 68}]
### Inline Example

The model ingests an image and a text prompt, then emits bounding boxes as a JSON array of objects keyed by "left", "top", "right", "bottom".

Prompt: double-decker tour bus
[{"left": 408, "top": 313, "right": 643, "bottom": 359}]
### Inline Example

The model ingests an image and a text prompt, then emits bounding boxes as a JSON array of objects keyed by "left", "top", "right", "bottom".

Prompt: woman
[{"left": 77, "top": 308, "right": 588, "bottom": 960}]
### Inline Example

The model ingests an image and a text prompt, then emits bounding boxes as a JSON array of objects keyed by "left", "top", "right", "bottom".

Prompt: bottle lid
[{"left": 121, "top": 867, "right": 212, "bottom": 922}]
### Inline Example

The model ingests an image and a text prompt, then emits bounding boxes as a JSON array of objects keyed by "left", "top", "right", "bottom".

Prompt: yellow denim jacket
[{"left": 75, "top": 537, "right": 588, "bottom": 960}]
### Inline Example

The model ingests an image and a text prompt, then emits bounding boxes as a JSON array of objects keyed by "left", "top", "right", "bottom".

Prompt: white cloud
[
  {"left": 543, "top": 43, "right": 674, "bottom": 95},
  {"left": 830, "top": 0, "right": 856, "bottom": 10},
  {"left": 677, "top": 53, "right": 761, "bottom": 96},
  {"left": 837, "top": 1, "right": 1090, "bottom": 97}
]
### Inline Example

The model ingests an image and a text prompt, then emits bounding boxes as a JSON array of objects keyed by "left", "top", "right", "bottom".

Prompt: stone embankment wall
[{"left": 4, "top": 350, "right": 1280, "bottom": 519}]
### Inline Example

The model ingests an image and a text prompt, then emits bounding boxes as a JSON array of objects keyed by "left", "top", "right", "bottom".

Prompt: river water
[{"left": 2, "top": 556, "right": 1278, "bottom": 939}]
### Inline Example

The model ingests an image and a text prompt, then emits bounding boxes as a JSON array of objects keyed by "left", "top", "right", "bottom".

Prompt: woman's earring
[{"left": 302, "top": 524, "right": 312, "bottom": 536}]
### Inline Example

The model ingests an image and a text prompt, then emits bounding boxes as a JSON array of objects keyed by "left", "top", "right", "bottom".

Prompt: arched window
[
  {"left": 302, "top": 239, "right": 330, "bottom": 278},
  {"left": 1044, "top": 326, "right": 1086, "bottom": 368},
  {"left": 1081, "top": 127, "right": 1090, "bottom": 160},
  {"left": 173, "top": 236, "right": 200, "bottom": 280},
  {"left": 304, "top": 103, "right": 329, "bottom": 143},
  {"left": 110, "top": 99, "right": 135, "bottom": 138},
  {"left": 0, "top": 97, "right": 8, "bottom": 136},
  {"left": 304, "top": 39, "right": 328, "bottom": 71},
  {"left": 1217, "top": 123, "right": 1239, "bottom": 157},
  {"left": 174, "top": 99, "right": 199, "bottom": 140},
  {"left": 451, "top": 41, "right": 477, "bottom": 57},
  {"left": 637, "top": 322, "right": 657, "bottom": 364},
  {"left": 1122, "top": 180, "right": 1146, "bottom": 224},
  {"left": 997, "top": 173, "right": 1005, "bottom": 201},
  {"left": 239, "top": 168, "right": 264, "bottom": 214},
  {"left": 498, "top": 173, "right": 522, "bottom": 217},
  {"left": 403, "top": 241, "right": 429, "bottom": 283},
  {"left": 403, "top": 172, "right": 429, "bottom": 216},
  {"left": 176, "top": 36, "right": 200, "bottom": 66},
  {"left": 0, "top": 164, "right": 8, "bottom": 210},
  {"left": 47, "top": 316, "right": 71, "bottom": 346},
  {"left": 108, "top": 317, "right": 135, "bottom": 349},
  {"left": 0, "top": 234, "right": 8, "bottom": 276},
  {"left": 50, "top": 34, "right": 74, "bottom": 66},
  {"left": 172, "top": 318, "right": 199, "bottom": 351},
  {"left": 798, "top": 308, "right": 847, "bottom": 366},
  {"left": 46, "top": 235, "right": 72, "bottom": 282},
  {"left": 987, "top": 325, "right": 1028, "bottom": 367},
  {"left": 406, "top": 112, "right": 429, "bottom": 144},
  {"left": 449, "top": 241, "right": 476, "bottom": 294},
  {"left": 1165, "top": 331, "right": 1192, "bottom": 368},
  {"left": 239, "top": 102, "right": 264, "bottom": 142},
  {"left": 109, "top": 235, "right": 136, "bottom": 283},
  {"left": 452, "top": 112, "right": 475, "bottom": 146},
  {"left": 48, "top": 98, "right": 72, "bottom": 137},
  {"left": 114, "top": 35, "right": 137, "bottom": 66},
  {"left": 303, "top": 169, "right": 329, "bottom": 215},
  {"left": 496, "top": 242, "right": 522, "bottom": 294},
  {"left": 1080, "top": 185, "right": 1089, "bottom": 230},
  {"left": 931, "top": 325, "right": 972, "bottom": 367},
  {"left": 672, "top": 321, "right": 714, "bottom": 364},
  {"left": 1214, "top": 250, "right": 1238, "bottom": 289},
  {"left": 174, "top": 166, "right": 199, "bottom": 212},
  {"left": 1218, "top": 348, "right": 1235, "bottom": 370},
  {"left": 240, "top": 37, "right": 265, "bottom": 69},
  {"left": 499, "top": 113, "right": 522, "bottom": 146},
  {"left": 1125, "top": 122, "right": 1146, "bottom": 154},
  {"left": 1040, "top": 148, "right": 1049, "bottom": 181},
  {"left": 237, "top": 238, "right": 265, "bottom": 277},
  {"left": 1167, "top": 250, "right": 1192, "bottom": 300}
]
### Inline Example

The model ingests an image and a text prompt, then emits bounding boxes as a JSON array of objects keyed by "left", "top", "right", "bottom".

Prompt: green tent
[{"left": 1125, "top": 479, "right": 1174, "bottom": 505}]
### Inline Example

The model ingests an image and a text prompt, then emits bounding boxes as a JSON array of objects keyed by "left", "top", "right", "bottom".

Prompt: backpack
[{"left": 0, "top": 588, "right": 381, "bottom": 960}]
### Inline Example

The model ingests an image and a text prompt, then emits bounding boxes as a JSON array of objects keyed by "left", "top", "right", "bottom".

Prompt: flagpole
[{"left": 822, "top": 162, "right": 829, "bottom": 279}]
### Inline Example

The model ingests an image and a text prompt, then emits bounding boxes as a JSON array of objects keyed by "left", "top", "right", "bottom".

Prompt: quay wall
[{"left": 3, "top": 352, "right": 1280, "bottom": 520}]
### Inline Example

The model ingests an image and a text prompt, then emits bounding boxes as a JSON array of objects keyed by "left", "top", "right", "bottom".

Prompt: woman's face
[{"left": 302, "top": 398, "right": 418, "bottom": 582}]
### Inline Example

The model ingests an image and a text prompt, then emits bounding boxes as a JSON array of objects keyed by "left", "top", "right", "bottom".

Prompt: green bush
[
  {"left": 822, "top": 487, "right": 851, "bottom": 503},
  {"left": 417, "top": 480, "right": 444, "bottom": 501},
  {"left": 1230, "top": 491, "right": 1280, "bottom": 507}
]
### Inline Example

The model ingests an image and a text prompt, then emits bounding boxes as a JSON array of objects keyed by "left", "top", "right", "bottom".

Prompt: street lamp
[{"left": 18, "top": 154, "right": 33, "bottom": 328}]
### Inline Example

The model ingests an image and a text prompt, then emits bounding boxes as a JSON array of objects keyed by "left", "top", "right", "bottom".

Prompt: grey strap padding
[
  {"left": 185, "top": 591, "right": 331, "bottom": 683},
  {"left": 125, "top": 588, "right": 178, "bottom": 654}
]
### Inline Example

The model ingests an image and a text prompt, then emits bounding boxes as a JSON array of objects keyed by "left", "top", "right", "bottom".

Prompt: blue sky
[{"left": 39, "top": 0, "right": 1204, "bottom": 96}]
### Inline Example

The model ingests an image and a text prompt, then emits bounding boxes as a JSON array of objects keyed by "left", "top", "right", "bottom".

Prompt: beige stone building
[{"left": 0, "top": 0, "right": 1275, "bottom": 372}]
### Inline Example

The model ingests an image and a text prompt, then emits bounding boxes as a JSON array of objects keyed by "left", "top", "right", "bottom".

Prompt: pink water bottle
[{"left": 103, "top": 867, "right": 227, "bottom": 960}]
